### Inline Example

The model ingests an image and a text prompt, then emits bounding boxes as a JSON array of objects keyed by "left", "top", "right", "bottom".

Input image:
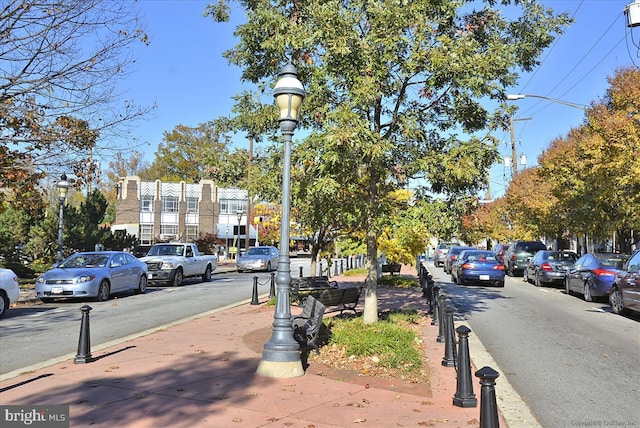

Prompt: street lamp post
[
  {"left": 225, "top": 226, "right": 229, "bottom": 260},
  {"left": 56, "top": 173, "right": 70, "bottom": 264},
  {"left": 506, "top": 94, "right": 587, "bottom": 111},
  {"left": 257, "top": 63, "right": 305, "bottom": 378},
  {"left": 236, "top": 210, "right": 243, "bottom": 259}
]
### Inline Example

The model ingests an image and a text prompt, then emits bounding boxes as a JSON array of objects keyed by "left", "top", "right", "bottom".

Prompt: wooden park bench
[
  {"left": 318, "top": 286, "right": 362, "bottom": 315},
  {"left": 291, "top": 276, "right": 338, "bottom": 305},
  {"left": 291, "top": 295, "right": 326, "bottom": 353},
  {"left": 381, "top": 263, "right": 402, "bottom": 275}
]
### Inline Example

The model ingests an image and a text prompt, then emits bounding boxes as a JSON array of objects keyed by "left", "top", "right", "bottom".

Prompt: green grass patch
[
  {"left": 327, "top": 309, "right": 423, "bottom": 373},
  {"left": 377, "top": 275, "right": 419, "bottom": 288},
  {"left": 343, "top": 267, "right": 367, "bottom": 276}
]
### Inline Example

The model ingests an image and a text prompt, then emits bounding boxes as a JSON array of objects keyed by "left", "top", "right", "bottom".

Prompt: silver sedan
[
  {"left": 236, "top": 246, "right": 279, "bottom": 272},
  {"left": 35, "top": 251, "right": 148, "bottom": 302}
]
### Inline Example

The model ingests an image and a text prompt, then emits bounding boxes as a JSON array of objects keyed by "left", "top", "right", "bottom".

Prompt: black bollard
[
  {"left": 436, "top": 293, "right": 447, "bottom": 340},
  {"left": 453, "top": 325, "right": 477, "bottom": 407},
  {"left": 431, "top": 285, "right": 440, "bottom": 324},
  {"left": 269, "top": 272, "right": 276, "bottom": 298},
  {"left": 299, "top": 266, "right": 303, "bottom": 277},
  {"left": 74, "top": 305, "right": 93, "bottom": 364},
  {"left": 340, "top": 259, "right": 344, "bottom": 275},
  {"left": 441, "top": 305, "right": 456, "bottom": 367},
  {"left": 475, "top": 366, "right": 500, "bottom": 428},
  {"left": 334, "top": 261, "right": 338, "bottom": 276},
  {"left": 251, "top": 276, "right": 259, "bottom": 305}
]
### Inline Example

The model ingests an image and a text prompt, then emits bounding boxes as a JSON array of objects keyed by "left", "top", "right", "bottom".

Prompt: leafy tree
[
  {"left": 208, "top": 0, "right": 570, "bottom": 323},
  {"left": 0, "top": 0, "right": 152, "bottom": 199}
]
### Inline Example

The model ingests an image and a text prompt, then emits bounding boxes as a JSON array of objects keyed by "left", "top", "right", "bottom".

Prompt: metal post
[
  {"left": 437, "top": 293, "right": 447, "bottom": 340},
  {"left": 442, "top": 305, "right": 457, "bottom": 367},
  {"left": 269, "top": 272, "right": 276, "bottom": 299},
  {"left": 56, "top": 198, "right": 65, "bottom": 264},
  {"left": 476, "top": 366, "right": 501, "bottom": 428},
  {"left": 251, "top": 276, "right": 260, "bottom": 305},
  {"left": 340, "top": 259, "right": 344, "bottom": 274},
  {"left": 431, "top": 285, "right": 440, "bottom": 325},
  {"left": 299, "top": 266, "right": 303, "bottom": 277},
  {"left": 74, "top": 305, "right": 93, "bottom": 364},
  {"left": 257, "top": 63, "right": 305, "bottom": 379},
  {"left": 334, "top": 261, "right": 338, "bottom": 276},
  {"left": 453, "top": 325, "right": 477, "bottom": 407}
]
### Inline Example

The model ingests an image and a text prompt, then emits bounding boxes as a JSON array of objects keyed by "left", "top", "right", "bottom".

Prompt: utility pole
[
  {"left": 246, "top": 135, "right": 253, "bottom": 251},
  {"left": 509, "top": 117, "right": 532, "bottom": 176}
]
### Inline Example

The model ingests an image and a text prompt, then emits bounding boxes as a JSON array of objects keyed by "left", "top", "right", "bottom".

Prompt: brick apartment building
[{"left": 112, "top": 176, "right": 255, "bottom": 251}]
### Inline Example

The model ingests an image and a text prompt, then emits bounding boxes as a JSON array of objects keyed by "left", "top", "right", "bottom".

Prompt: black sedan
[{"left": 524, "top": 250, "right": 577, "bottom": 287}]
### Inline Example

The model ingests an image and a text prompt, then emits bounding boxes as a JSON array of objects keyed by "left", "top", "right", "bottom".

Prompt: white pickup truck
[{"left": 140, "top": 243, "right": 217, "bottom": 286}]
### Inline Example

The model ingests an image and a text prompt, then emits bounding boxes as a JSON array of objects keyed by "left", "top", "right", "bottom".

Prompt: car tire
[
  {"left": 583, "top": 282, "right": 593, "bottom": 302},
  {"left": 457, "top": 275, "right": 464, "bottom": 285},
  {"left": 95, "top": 280, "right": 110, "bottom": 302},
  {"left": 266, "top": 262, "right": 272, "bottom": 272},
  {"left": 565, "top": 277, "right": 573, "bottom": 295},
  {"left": 173, "top": 268, "right": 184, "bottom": 287},
  {"left": 202, "top": 265, "right": 212, "bottom": 282},
  {"left": 0, "top": 293, "right": 8, "bottom": 319},
  {"left": 534, "top": 271, "right": 542, "bottom": 287},
  {"left": 136, "top": 276, "right": 147, "bottom": 294},
  {"left": 497, "top": 280, "right": 505, "bottom": 287},
  {"left": 609, "top": 287, "right": 628, "bottom": 315}
]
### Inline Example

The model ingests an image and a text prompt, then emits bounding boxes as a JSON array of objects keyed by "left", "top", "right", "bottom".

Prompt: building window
[
  {"left": 185, "top": 225, "right": 198, "bottom": 242},
  {"left": 141, "top": 196, "right": 154, "bottom": 212},
  {"left": 220, "top": 199, "right": 246, "bottom": 215},
  {"left": 139, "top": 224, "right": 154, "bottom": 245},
  {"left": 160, "top": 224, "right": 178, "bottom": 241},
  {"left": 162, "top": 196, "right": 179, "bottom": 213},
  {"left": 186, "top": 197, "right": 198, "bottom": 214}
]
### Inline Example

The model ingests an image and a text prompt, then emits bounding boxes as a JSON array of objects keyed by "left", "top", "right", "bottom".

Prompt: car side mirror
[{"left": 630, "top": 264, "right": 639, "bottom": 273}]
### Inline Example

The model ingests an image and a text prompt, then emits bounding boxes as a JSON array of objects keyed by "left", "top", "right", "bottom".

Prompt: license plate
[
  {"left": 51, "top": 287, "right": 63, "bottom": 294},
  {"left": 479, "top": 275, "right": 490, "bottom": 281}
]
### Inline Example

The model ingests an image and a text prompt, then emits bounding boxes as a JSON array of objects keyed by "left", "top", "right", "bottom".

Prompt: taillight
[
  {"left": 493, "top": 265, "right": 505, "bottom": 270},
  {"left": 541, "top": 262, "right": 553, "bottom": 271},
  {"left": 593, "top": 268, "right": 615, "bottom": 276},
  {"left": 511, "top": 254, "right": 516, "bottom": 261},
  {"left": 450, "top": 255, "right": 456, "bottom": 260},
  {"left": 462, "top": 263, "right": 475, "bottom": 269}
]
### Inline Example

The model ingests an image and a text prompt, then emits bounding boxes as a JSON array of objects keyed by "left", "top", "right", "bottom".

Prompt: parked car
[
  {"left": 565, "top": 253, "right": 630, "bottom": 302},
  {"left": 504, "top": 240, "right": 547, "bottom": 276},
  {"left": 434, "top": 242, "right": 459, "bottom": 267},
  {"left": 0, "top": 268, "right": 20, "bottom": 319},
  {"left": 609, "top": 249, "right": 640, "bottom": 315},
  {"left": 141, "top": 243, "right": 217, "bottom": 286},
  {"left": 492, "top": 243, "right": 510, "bottom": 264},
  {"left": 35, "top": 251, "right": 148, "bottom": 302},
  {"left": 236, "top": 246, "right": 279, "bottom": 272},
  {"left": 444, "top": 245, "right": 475, "bottom": 274},
  {"left": 524, "top": 250, "right": 578, "bottom": 287},
  {"left": 451, "top": 250, "right": 505, "bottom": 287}
]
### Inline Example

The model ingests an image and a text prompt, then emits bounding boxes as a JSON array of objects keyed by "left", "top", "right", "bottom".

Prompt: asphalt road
[
  {"left": 428, "top": 261, "right": 640, "bottom": 428},
  {"left": 0, "top": 258, "right": 336, "bottom": 377}
]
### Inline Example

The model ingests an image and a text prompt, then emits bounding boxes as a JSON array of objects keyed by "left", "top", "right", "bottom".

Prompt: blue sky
[{"left": 118, "top": 0, "right": 639, "bottom": 198}]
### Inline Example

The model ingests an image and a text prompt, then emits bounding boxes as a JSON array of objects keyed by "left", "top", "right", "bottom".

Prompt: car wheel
[
  {"left": 565, "top": 277, "right": 573, "bottom": 295},
  {"left": 173, "top": 268, "right": 184, "bottom": 287},
  {"left": 136, "top": 276, "right": 147, "bottom": 294},
  {"left": 497, "top": 280, "right": 505, "bottom": 288},
  {"left": 202, "top": 265, "right": 212, "bottom": 282},
  {"left": 266, "top": 262, "right": 272, "bottom": 272},
  {"left": 0, "top": 293, "right": 8, "bottom": 319},
  {"left": 457, "top": 275, "right": 464, "bottom": 285},
  {"left": 95, "top": 280, "right": 110, "bottom": 302},
  {"left": 583, "top": 282, "right": 593, "bottom": 302},
  {"left": 609, "top": 288, "right": 628, "bottom": 315},
  {"left": 534, "top": 271, "right": 541, "bottom": 287}
]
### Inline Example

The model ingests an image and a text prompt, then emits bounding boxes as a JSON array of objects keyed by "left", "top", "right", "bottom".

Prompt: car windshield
[
  {"left": 147, "top": 245, "right": 184, "bottom": 256},
  {"left": 60, "top": 254, "right": 110, "bottom": 268},
  {"left": 596, "top": 254, "right": 630, "bottom": 269},
  {"left": 247, "top": 247, "right": 270, "bottom": 256},
  {"left": 464, "top": 251, "right": 496, "bottom": 261}
]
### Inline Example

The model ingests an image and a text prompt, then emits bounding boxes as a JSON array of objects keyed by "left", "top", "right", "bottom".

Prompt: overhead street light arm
[{"left": 506, "top": 94, "right": 588, "bottom": 111}]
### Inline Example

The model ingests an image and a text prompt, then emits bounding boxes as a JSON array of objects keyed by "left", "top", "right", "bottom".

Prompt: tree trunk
[{"left": 363, "top": 229, "right": 379, "bottom": 324}]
